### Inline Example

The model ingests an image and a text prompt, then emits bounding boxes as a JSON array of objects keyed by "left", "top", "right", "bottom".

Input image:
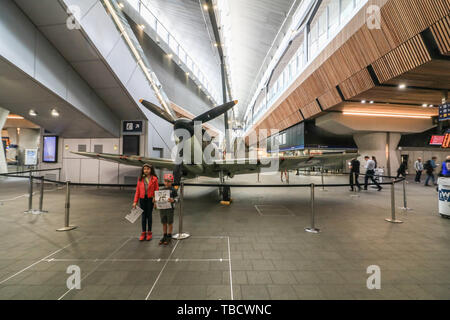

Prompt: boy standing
[{"left": 157, "top": 173, "right": 178, "bottom": 245}]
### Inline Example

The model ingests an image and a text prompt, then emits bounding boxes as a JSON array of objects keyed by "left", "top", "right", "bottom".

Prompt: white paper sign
[
  {"left": 125, "top": 206, "right": 143, "bottom": 223},
  {"left": 155, "top": 190, "right": 172, "bottom": 209},
  {"left": 25, "top": 149, "right": 38, "bottom": 166}
]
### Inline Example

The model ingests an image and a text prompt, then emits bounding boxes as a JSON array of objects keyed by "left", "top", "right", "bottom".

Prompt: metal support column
[{"left": 32, "top": 177, "right": 48, "bottom": 214}]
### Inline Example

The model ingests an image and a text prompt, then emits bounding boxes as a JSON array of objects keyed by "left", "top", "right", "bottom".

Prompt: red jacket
[{"left": 134, "top": 175, "right": 159, "bottom": 203}]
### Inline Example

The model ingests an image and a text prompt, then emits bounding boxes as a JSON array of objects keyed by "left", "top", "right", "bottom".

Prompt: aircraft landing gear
[{"left": 219, "top": 171, "right": 232, "bottom": 205}]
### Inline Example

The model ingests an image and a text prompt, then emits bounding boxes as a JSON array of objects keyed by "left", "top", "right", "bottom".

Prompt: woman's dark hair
[{"left": 139, "top": 164, "right": 156, "bottom": 181}]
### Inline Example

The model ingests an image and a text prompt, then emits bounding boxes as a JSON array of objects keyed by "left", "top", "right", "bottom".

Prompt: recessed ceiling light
[
  {"left": 399, "top": 84, "right": 407, "bottom": 89},
  {"left": 361, "top": 100, "right": 366, "bottom": 104},
  {"left": 118, "top": 3, "right": 124, "bottom": 8},
  {"left": 370, "top": 101, "right": 374, "bottom": 104},
  {"left": 422, "top": 104, "right": 428, "bottom": 107},
  {"left": 429, "top": 105, "right": 434, "bottom": 108},
  {"left": 203, "top": 4, "right": 208, "bottom": 10},
  {"left": 138, "top": 24, "right": 145, "bottom": 30},
  {"left": 167, "top": 53, "right": 173, "bottom": 59},
  {"left": 186, "top": 72, "right": 190, "bottom": 76},
  {"left": 51, "top": 109, "right": 60, "bottom": 117},
  {"left": 29, "top": 110, "right": 37, "bottom": 116}
]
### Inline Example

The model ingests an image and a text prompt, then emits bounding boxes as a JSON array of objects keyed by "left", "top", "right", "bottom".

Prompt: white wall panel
[
  {"left": 63, "top": 158, "right": 81, "bottom": 183},
  {"left": 80, "top": 158, "right": 99, "bottom": 183},
  {"left": 99, "top": 161, "right": 119, "bottom": 184},
  {"left": 107, "top": 38, "right": 138, "bottom": 85}
]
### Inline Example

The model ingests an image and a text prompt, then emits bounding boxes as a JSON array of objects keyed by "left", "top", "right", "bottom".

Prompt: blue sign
[
  {"left": 122, "top": 121, "right": 143, "bottom": 134},
  {"left": 439, "top": 189, "right": 450, "bottom": 202},
  {"left": 438, "top": 103, "right": 450, "bottom": 121}
]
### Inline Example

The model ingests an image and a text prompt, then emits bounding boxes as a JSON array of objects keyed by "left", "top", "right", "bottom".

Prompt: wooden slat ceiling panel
[
  {"left": 300, "top": 101, "right": 321, "bottom": 119},
  {"left": 339, "top": 68, "right": 375, "bottom": 100},
  {"left": 372, "top": 35, "right": 432, "bottom": 83},
  {"left": 318, "top": 88, "right": 343, "bottom": 110},
  {"left": 431, "top": 16, "right": 450, "bottom": 55}
]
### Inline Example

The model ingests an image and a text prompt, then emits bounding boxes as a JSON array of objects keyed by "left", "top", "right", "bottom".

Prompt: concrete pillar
[
  {"left": 353, "top": 132, "right": 401, "bottom": 177},
  {"left": 0, "top": 107, "right": 10, "bottom": 173}
]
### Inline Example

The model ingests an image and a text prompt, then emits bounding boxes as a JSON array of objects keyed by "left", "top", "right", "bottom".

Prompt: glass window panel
[
  {"left": 309, "top": 22, "right": 319, "bottom": 58},
  {"left": 179, "top": 47, "right": 187, "bottom": 64},
  {"left": 341, "top": 0, "right": 354, "bottom": 22},
  {"left": 157, "top": 24, "right": 169, "bottom": 43},
  {"left": 141, "top": 6, "right": 156, "bottom": 29},
  {"left": 328, "top": 0, "right": 340, "bottom": 33},
  {"left": 169, "top": 36, "right": 178, "bottom": 54}
]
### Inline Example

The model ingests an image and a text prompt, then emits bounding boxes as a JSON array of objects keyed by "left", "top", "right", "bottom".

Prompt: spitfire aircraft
[{"left": 74, "top": 99, "right": 356, "bottom": 201}]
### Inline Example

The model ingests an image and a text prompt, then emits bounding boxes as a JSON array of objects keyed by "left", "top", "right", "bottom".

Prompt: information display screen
[
  {"left": 43, "top": 136, "right": 58, "bottom": 163},
  {"left": 430, "top": 135, "right": 445, "bottom": 146}
]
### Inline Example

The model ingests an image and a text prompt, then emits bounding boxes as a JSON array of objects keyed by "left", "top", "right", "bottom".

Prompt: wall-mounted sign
[
  {"left": 442, "top": 133, "right": 450, "bottom": 149},
  {"left": 430, "top": 135, "right": 445, "bottom": 146},
  {"left": 438, "top": 103, "right": 450, "bottom": 121},
  {"left": 122, "top": 121, "right": 143, "bottom": 134},
  {"left": 24, "top": 149, "right": 38, "bottom": 166},
  {"left": 43, "top": 136, "right": 58, "bottom": 163}
]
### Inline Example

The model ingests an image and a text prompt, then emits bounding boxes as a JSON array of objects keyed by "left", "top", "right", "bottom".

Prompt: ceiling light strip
[{"left": 342, "top": 112, "right": 432, "bottom": 119}]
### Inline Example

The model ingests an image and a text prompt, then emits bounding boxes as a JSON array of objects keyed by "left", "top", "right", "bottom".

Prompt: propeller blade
[
  {"left": 192, "top": 100, "right": 238, "bottom": 124},
  {"left": 140, "top": 99, "right": 176, "bottom": 124}
]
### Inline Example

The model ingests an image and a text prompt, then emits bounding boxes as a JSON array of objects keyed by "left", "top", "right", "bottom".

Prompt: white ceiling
[
  {"left": 142, "top": 0, "right": 222, "bottom": 97},
  {"left": 227, "top": 0, "right": 299, "bottom": 119}
]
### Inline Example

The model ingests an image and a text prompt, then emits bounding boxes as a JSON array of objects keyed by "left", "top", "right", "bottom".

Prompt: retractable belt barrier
[{"left": 1, "top": 170, "right": 408, "bottom": 234}]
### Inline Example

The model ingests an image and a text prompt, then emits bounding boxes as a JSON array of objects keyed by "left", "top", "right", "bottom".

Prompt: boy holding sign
[{"left": 155, "top": 173, "right": 178, "bottom": 245}]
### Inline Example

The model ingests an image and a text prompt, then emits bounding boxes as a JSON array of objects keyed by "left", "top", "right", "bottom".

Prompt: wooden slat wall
[
  {"left": 339, "top": 68, "right": 375, "bottom": 100},
  {"left": 372, "top": 35, "right": 432, "bottom": 83},
  {"left": 431, "top": 16, "right": 450, "bottom": 55},
  {"left": 247, "top": 0, "right": 450, "bottom": 138},
  {"left": 318, "top": 88, "right": 343, "bottom": 110}
]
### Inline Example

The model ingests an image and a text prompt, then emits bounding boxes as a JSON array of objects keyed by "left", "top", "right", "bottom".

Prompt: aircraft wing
[
  {"left": 72, "top": 152, "right": 177, "bottom": 171},
  {"left": 207, "top": 152, "right": 357, "bottom": 176}
]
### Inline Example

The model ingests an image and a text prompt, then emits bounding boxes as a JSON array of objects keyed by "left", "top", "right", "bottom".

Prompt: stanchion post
[
  {"left": 32, "top": 176, "right": 48, "bottom": 214},
  {"left": 305, "top": 183, "right": 320, "bottom": 233},
  {"left": 385, "top": 179, "right": 403, "bottom": 224},
  {"left": 24, "top": 171, "right": 34, "bottom": 213},
  {"left": 56, "top": 181, "right": 77, "bottom": 231},
  {"left": 399, "top": 178, "right": 412, "bottom": 211},
  {"left": 320, "top": 167, "right": 327, "bottom": 191},
  {"left": 172, "top": 181, "right": 190, "bottom": 240}
]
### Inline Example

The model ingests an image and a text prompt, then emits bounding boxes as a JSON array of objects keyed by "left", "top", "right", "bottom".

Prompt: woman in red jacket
[{"left": 132, "top": 164, "right": 159, "bottom": 241}]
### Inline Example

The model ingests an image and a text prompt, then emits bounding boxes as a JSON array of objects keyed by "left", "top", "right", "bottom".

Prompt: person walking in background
[
  {"left": 349, "top": 157, "right": 362, "bottom": 192},
  {"left": 372, "top": 156, "right": 378, "bottom": 169},
  {"left": 133, "top": 163, "right": 159, "bottom": 241},
  {"left": 396, "top": 160, "right": 408, "bottom": 179},
  {"left": 364, "top": 156, "right": 382, "bottom": 191},
  {"left": 439, "top": 156, "right": 450, "bottom": 177},
  {"left": 424, "top": 156, "right": 438, "bottom": 186},
  {"left": 414, "top": 157, "right": 423, "bottom": 183}
]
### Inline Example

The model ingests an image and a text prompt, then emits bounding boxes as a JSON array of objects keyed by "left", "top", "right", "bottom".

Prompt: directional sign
[{"left": 122, "top": 121, "right": 143, "bottom": 134}]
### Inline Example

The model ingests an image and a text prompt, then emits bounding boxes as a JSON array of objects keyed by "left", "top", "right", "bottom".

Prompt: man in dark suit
[{"left": 349, "top": 158, "right": 362, "bottom": 191}]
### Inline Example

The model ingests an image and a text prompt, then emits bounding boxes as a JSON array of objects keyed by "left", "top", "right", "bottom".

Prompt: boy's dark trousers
[{"left": 140, "top": 196, "right": 153, "bottom": 232}]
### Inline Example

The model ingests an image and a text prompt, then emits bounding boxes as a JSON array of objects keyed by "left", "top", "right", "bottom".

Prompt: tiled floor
[{"left": 0, "top": 172, "right": 449, "bottom": 300}]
